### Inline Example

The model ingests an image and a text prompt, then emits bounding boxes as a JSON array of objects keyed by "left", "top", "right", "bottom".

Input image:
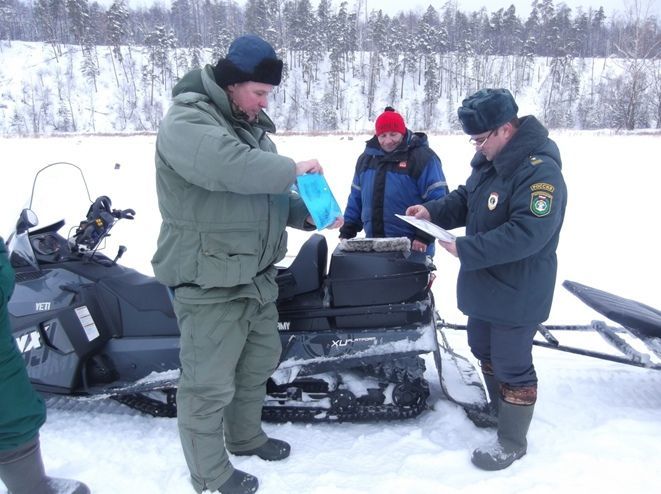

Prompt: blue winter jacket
[{"left": 340, "top": 131, "right": 448, "bottom": 254}]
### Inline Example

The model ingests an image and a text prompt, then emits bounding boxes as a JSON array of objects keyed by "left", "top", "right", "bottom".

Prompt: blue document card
[{"left": 296, "top": 174, "right": 342, "bottom": 230}]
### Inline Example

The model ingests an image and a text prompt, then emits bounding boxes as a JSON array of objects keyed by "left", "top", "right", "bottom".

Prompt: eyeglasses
[{"left": 468, "top": 130, "right": 494, "bottom": 148}]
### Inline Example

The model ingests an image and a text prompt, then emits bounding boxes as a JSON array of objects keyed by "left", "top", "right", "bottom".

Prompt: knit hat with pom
[{"left": 375, "top": 107, "right": 406, "bottom": 136}]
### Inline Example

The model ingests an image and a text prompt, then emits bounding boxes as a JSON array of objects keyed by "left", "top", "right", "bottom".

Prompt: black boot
[
  {"left": 0, "top": 437, "right": 90, "bottom": 494},
  {"left": 471, "top": 387, "right": 536, "bottom": 471},
  {"left": 230, "top": 438, "right": 290, "bottom": 461},
  {"left": 217, "top": 469, "right": 258, "bottom": 494}
]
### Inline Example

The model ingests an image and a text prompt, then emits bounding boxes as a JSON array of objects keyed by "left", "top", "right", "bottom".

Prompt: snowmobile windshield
[
  {"left": 26, "top": 162, "right": 93, "bottom": 239},
  {"left": 7, "top": 230, "right": 39, "bottom": 270},
  {"left": 6, "top": 162, "right": 97, "bottom": 268}
]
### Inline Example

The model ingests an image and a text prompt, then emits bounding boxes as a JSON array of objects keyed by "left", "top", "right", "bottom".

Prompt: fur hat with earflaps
[
  {"left": 213, "top": 34, "right": 283, "bottom": 88},
  {"left": 457, "top": 88, "right": 518, "bottom": 135}
]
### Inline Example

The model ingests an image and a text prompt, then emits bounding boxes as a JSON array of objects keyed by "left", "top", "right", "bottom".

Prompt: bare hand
[
  {"left": 326, "top": 216, "right": 344, "bottom": 230},
  {"left": 405, "top": 205, "right": 431, "bottom": 220},
  {"left": 439, "top": 240, "right": 458, "bottom": 257},
  {"left": 411, "top": 239, "right": 427, "bottom": 252},
  {"left": 295, "top": 159, "right": 323, "bottom": 176}
]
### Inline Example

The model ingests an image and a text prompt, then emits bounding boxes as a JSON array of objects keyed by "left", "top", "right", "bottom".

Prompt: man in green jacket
[
  {"left": 0, "top": 238, "right": 89, "bottom": 494},
  {"left": 152, "top": 35, "right": 340, "bottom": 494}
]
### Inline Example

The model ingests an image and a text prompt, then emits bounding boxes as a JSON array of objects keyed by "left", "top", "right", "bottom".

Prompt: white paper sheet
[{"left": 395, "top": 214, "right": 456, "bottom": 242}]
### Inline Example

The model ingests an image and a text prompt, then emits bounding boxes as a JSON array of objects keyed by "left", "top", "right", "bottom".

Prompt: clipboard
[{"left": 395, "top": 214, "right": 456, "bottom": 242}]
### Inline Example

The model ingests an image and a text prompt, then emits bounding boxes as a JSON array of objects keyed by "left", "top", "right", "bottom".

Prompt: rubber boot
[
  {"left": 231, "top": 438, "right": 290, "bottom": 461},
  {"left": 471, "top": 399, "right": 535, "bottom": 471},
  {"left": 0, "top": 437, "right": 90, "bottom": 494},
  {"left": 217, "top": 469, "right": 258, "bottom": 494}
]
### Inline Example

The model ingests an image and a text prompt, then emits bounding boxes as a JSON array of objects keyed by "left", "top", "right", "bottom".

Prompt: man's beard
[{"left": 230, "top": 100, "right": 258, "bottom": 123}]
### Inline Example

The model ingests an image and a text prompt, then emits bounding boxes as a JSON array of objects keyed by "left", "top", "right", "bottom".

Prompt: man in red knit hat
[{"left": 340, "top": 106, "right": 448, "bottom": 254}]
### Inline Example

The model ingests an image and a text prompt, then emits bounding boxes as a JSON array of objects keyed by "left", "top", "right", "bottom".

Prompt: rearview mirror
[{"left": 16, "top": 209, "right": 38, "bottom": 235}]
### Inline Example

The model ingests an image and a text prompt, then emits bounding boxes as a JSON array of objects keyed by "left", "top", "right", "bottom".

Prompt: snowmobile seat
[
  {"left": 277, "top": 234, "right": 328, "bottom": 300},
  {"left": 563, "top": 280, "right": 661, "bottom": 338}
]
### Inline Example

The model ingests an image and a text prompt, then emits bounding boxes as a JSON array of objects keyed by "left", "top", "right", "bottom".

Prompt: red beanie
[{"left": 375, "top": 106, "right": 406, "bottom": 136}]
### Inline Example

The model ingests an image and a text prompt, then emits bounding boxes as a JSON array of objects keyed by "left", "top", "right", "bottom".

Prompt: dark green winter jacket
[
  {"left": 424, "top": 116, "right": 567, "bottom": 325},
  {"left": 0, "top": 237, "right": 46, "bottom": 451},
  {"left": 151, "top": 66, "right": 312, "bottom": 304}
]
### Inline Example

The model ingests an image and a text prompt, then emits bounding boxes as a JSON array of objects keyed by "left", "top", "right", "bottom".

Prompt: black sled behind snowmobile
[
  {"left": 434, "top": 279, "right": 661, "bottom": 425},
  {"left": 532, "top": 280, "right": 661, "bottom": 369}
]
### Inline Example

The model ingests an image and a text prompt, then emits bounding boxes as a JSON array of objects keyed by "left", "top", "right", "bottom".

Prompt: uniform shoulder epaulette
[{"left": 529, "top": 155, "right": 544, "bottom": 166}]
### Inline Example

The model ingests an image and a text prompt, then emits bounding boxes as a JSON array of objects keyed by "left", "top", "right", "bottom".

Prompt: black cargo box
[{"left": 328, "top": 247, "right": 432, "bottom": 307}]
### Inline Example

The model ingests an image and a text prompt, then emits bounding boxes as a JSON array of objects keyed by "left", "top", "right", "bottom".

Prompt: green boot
[
  {"left": 471, "top": 399, "right": 535, "bottom": 471},
  {"left": 0, "top": 437, "right": 90, "bottom": 494},
  {"left": 230, "top": 438, "right": 290, "bottom": 461},
  {"left": 217, "top": 469, "right": 258, "bottom": 494}
]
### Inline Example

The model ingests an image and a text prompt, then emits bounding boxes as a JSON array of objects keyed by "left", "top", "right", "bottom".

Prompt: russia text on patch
[{"left": 530, "top": 182, "right": 555, "bottom": 193}]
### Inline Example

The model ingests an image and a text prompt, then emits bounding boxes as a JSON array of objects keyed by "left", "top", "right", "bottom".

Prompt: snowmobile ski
[{"left": 434, "top": 318, "right": 489, "bottom": 419}]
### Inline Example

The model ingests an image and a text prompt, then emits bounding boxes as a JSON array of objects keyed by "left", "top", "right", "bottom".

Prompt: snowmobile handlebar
[
  {"left": 73, "top": 197, "right": 135, "bottom": 251},
  {"left": 112, "top": 208, "right": 135, "bottom": 220}
]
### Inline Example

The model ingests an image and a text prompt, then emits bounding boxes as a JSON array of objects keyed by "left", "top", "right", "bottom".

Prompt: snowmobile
[
  {"left": 9, "top": 163, "right": 657, "bottom": 424},
  {"left": 6, "top": 162, "right": 182, "bottom": 417},
  {"left": 5, "top": 162, "right": 448, "bottom": 421}
]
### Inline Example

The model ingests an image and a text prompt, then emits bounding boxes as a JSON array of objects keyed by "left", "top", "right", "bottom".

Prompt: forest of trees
[{"left": 0, "top": 0, "right": 659, "bottom": 135}]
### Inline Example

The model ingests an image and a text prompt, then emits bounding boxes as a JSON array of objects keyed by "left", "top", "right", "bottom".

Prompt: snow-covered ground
[{"left": 1, "top": 132, "right": 661, "bottom": 493}]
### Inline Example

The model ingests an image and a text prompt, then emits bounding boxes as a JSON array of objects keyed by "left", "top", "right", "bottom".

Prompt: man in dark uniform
[
  {"left": 407, "top": 88, "right": 567, "bottom": 470},
  {"left": 0, "top": 238, "right": 89, "bottom": 493}
]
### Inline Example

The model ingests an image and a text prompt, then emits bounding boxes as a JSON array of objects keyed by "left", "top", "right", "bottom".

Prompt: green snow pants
[
  {"left": 173, "top": 297, "right": 281, "bottom": 493},
  {"left": 0, "top": 241, "right": 46, "bottom": 452}
]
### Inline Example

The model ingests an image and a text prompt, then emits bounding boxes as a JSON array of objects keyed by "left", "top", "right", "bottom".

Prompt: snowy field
[{"left": 1, "top": 132, "right": 661, "bottom": 493}]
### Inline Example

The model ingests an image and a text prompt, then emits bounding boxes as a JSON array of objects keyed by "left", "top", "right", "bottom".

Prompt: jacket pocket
[
  {"left": 196, "top": 230, "right": 260, "bottom": 288},
  {"left": 459, "top": 267, "right": 523, "bottom": 323},
  {"left": 273, "top": 230, "right": 288, "bottom": 265},
  {"left": 202, "top": 300, "right": 247, "bottom": 344}
]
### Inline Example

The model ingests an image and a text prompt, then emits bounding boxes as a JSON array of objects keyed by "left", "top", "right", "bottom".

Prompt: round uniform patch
[
  {"left": 488, "top": 192, "right": 499, "bottom": 211},
  {"left": 530, "top": 191, "right": 552, "bottom": 217}
]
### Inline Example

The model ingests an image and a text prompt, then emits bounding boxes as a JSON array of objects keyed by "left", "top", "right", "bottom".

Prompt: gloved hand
[{"left": 339, "top": 222, "right": 358, "bottom": 239}]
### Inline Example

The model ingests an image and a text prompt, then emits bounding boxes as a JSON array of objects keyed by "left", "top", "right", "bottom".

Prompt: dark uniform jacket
[
  {"left": 341, "top": 131, "right": 448, "bottom": 253},
  {"left": 0, "top": 237, "right": 46, "bottom": 451},
  {"left": 424, "top": 116, "right": 567, "bottom": 325}
]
